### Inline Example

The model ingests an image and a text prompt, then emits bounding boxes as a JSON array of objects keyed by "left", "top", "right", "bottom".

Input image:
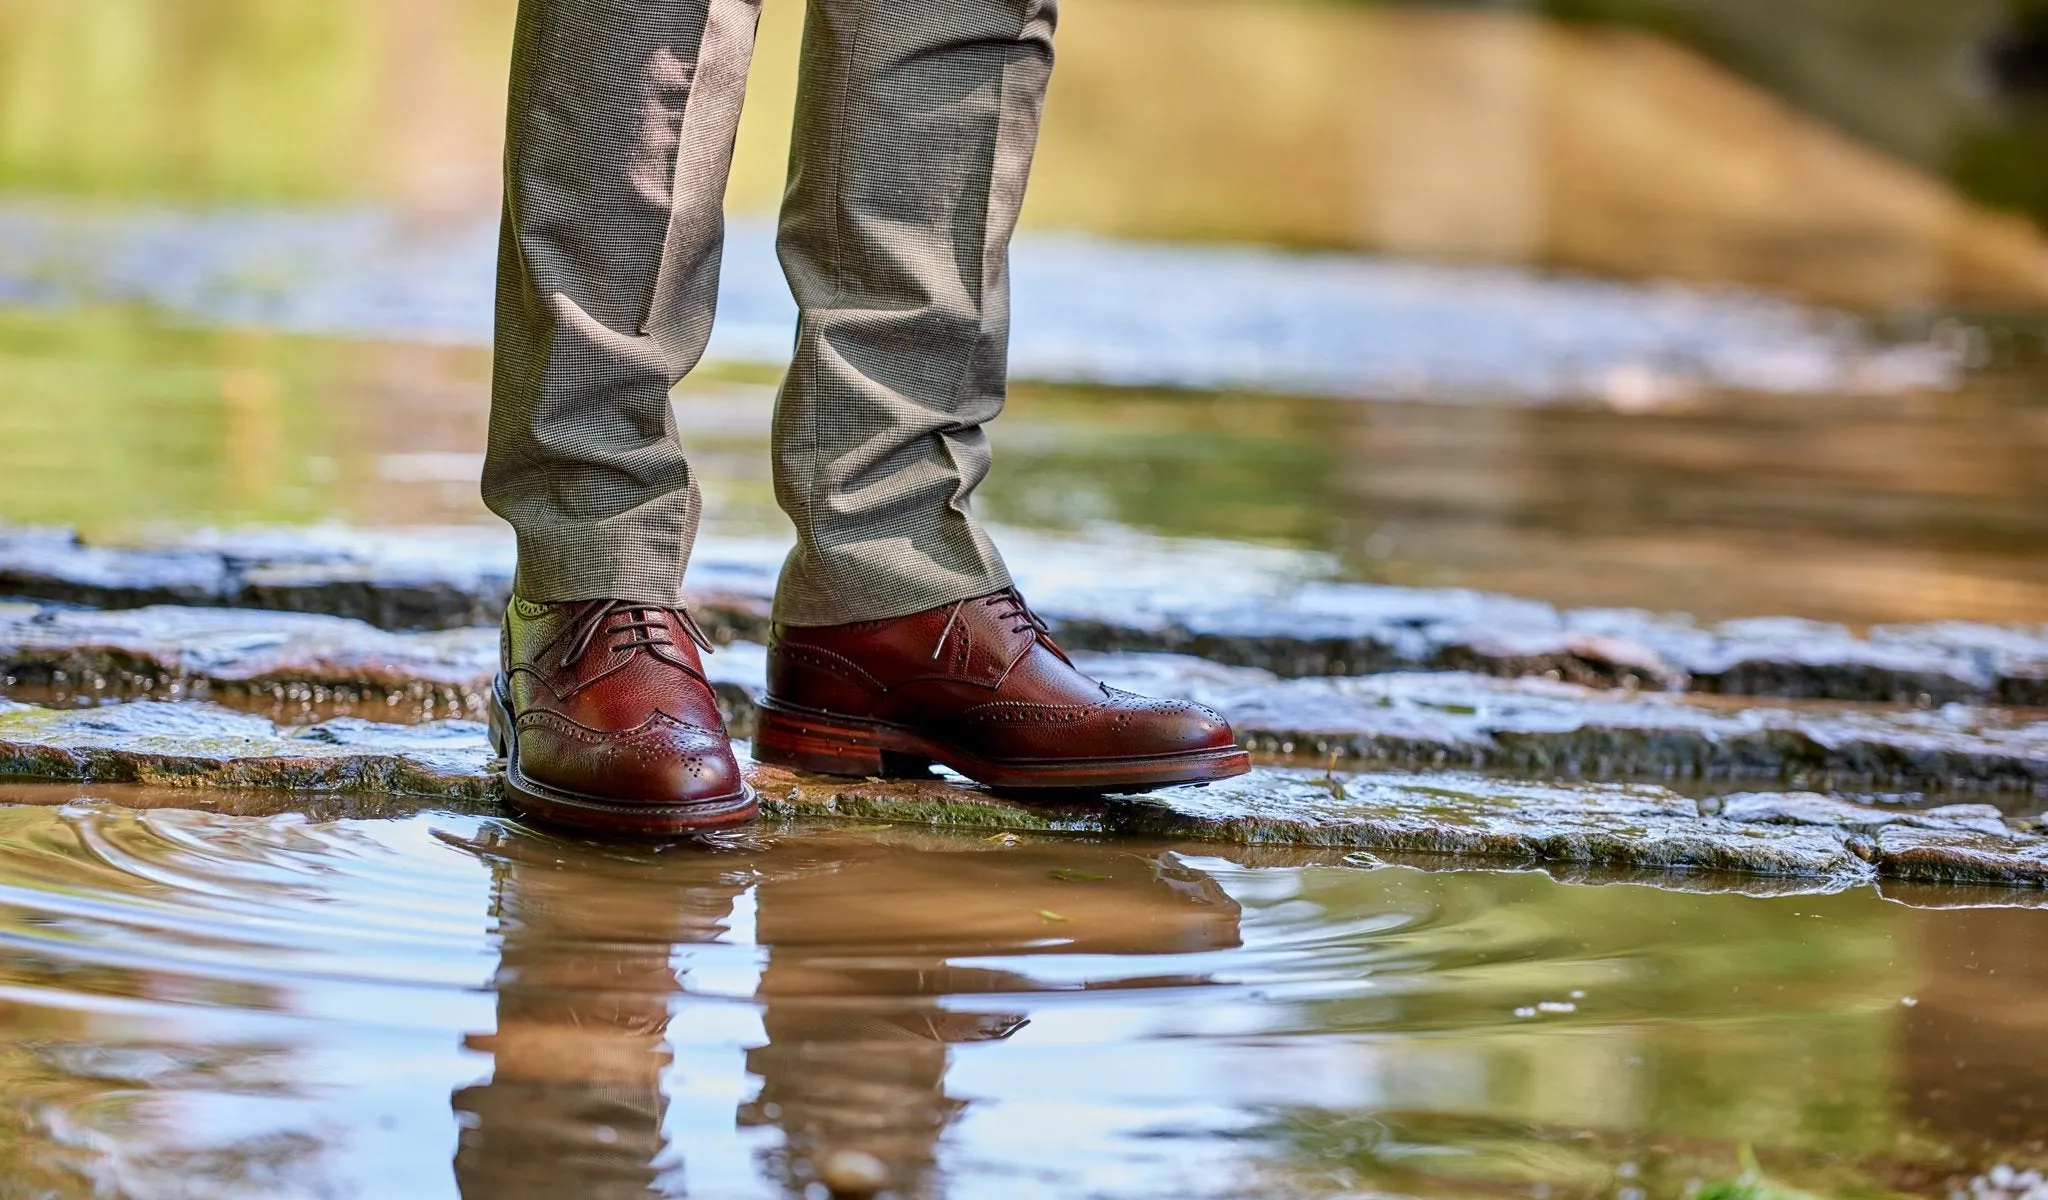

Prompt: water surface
[
  {"left": 2, "top": 306, "right": 2043, "bottom": 626},
  {"left": 1, "top": 796, "right": 2044, "bottom": 1198}
]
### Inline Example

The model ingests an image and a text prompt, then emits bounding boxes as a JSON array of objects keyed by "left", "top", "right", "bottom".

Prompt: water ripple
[{"left": 0, "top": 802, "right": 2025, "bottom": 1199}]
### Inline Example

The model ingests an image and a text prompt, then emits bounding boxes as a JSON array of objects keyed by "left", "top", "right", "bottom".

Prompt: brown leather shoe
[
  {"left": 489, "top": 597, "right": 756, "bottom": 834},
  {"left": 755, "top": 588, "right": 1251, "bottom": 791}
]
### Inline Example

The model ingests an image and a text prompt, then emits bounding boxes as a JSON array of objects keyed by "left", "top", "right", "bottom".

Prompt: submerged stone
[
  {"left": 5, "top": 524, "right": 2044, "bottom": 704},
  {"left": 0, "top": 696, "right": 2044, "bottom": 886}
]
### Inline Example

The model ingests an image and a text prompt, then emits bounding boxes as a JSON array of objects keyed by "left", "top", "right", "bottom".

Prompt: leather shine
[
  {"left": 766, "top": 590, "right": 1244, "bottom": 768},
  {"left": 498, "top": 598, "right": 743, "bottom": 808}
]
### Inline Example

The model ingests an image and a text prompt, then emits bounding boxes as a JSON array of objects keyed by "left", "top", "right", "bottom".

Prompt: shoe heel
[{"left": 753, "top": 706, "right": 897, "bottom": 777}]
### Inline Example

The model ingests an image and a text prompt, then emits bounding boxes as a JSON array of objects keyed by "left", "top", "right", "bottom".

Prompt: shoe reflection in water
[{"left": 449, "top": 826, "right": 1243, "bottom": 1197}]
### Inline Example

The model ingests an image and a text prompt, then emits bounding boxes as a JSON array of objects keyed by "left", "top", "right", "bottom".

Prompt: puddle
[{"left": 0, "top": 801, "right": 2044, "bottom": 1197}]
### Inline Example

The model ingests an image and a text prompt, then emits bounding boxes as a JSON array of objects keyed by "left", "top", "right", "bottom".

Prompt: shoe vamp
[
  {"left": 874, "top": 646, "right": 1100, "bottom": 728},
  {"left": 530, "top": 655, "right": 725, "bottom": 735}
]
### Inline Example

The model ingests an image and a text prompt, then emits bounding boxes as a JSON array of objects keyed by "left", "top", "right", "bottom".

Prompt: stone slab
[
  {"left": 3, "top": 602, "right": 2044, "bottom": 795},
  {"left": 0, "top": 601, "right": 764, "bottom": 728},
  {"left": 6, "top": 524, "right": 2045, "bottom": 704},
  {"left": 1049, "top": 587, "right": 2048, "bottom": 706},
  {"left": 1708, "top": 792, "right": 2013, "bottom": 837},
  {"left": 2, "top": 696, "right": 2048, "bottom": 887},
  {"left": 1871, "top": 824, "right": 2048, "bottom": 888},
  {"left": 1083, "top": 654, "right": 2048, "bottom": 797},
  {"left": 0, "top": 601, "right": 496, "bottom": 713},
  {"left": 0, "top": 698, "right": 497, "bottom": 800}
]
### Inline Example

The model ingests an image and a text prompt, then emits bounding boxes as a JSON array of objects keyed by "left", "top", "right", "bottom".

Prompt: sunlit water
[
  {"left": 1, "top": 305, "right": 2045, "bottom": 626},
  {"left": 0, "top": 795, "right": 2044, "bottom": 1199},
  {"left": 0, "top": 204, "right": 1960, "bottom": 402}
]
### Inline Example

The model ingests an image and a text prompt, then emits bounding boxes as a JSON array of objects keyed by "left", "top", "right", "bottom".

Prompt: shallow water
[
  {"left": 0, "top": 204, "right": 1960, "bottom": 401},
  {"left": 0, "top": 800, "right": 2044, "bottom": 1198},
  {"left": 1, "top": 308, "right": 2045, "bottom": 627}
]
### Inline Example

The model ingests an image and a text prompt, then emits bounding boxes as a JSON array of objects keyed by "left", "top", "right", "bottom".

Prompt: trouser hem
[
  {"left": 509, "top": 527, "right": 691, "bottom": 607},
  {"left": 771, "top": 549, "right": 1013, "bottom": 627}
]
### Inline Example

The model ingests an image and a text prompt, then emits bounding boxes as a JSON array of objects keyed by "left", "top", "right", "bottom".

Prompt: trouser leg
[
  {"left": 769, "top": 0, "right": 1058, "bottom": 626},
  {"left": 483, "top": 0, "right": 761, "bottom": 605}
]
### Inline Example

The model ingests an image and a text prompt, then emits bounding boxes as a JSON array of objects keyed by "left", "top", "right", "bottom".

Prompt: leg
[
  {"left": 770, "top": 0, "right": 1058, "bottom": 627},
  {"left": 483, "top": 0, "right": 763, "bottom": 836},
  {"left": 753, "top": 0, "right": 1247, "bottom": 790},
  {"left": 483, "top": 0, "right": 762, "bottom": 606}
]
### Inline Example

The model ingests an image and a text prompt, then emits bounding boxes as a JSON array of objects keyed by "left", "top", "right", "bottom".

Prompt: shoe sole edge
[{"left": 752, "top": 699, "right": 1253, "bottom": 792}]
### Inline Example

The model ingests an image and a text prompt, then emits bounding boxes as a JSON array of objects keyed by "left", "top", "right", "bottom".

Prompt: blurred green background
[{"left": 9, "top": 0, "right": 2048, "bottom": 305}]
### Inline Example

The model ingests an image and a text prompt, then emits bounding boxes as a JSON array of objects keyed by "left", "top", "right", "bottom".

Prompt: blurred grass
[
  {"left": 0, "top": 305, "right": 485, "bottom": 535},
  {"left": 5, "top": 0, "right": 2048, "bottom": 309},
  {"left": 0, "top": 0, "right": 510, "bottom": 207}
]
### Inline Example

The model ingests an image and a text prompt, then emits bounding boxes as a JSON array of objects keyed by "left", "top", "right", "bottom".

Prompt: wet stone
[
  {"left": 6, "top": 524, "right": 2046, "bottom": 704},
  {"left": 3, "top": 600, "right": 2044, "bottom": 796},
  {"left": 1710, "top": 793, "right": 2014, "bottom": 837},
  {"left": 1080, "top": 654, "right": 2048, "bottom": 797},
  {"left": 0, "top": 601, "right": 497, "bottom": 714},
  {"left": 1574, "top": 612, "right": 2048, "bottom": 707},
  {"left": 0, "top": 526, "right": 234, "bottom": 609},
  {"left": 1045, "top": 587, "right": 2048, "bottom": 705},
  {"left": 0, "top": 698, "right": 496, "bottom": 802},
  {"left": 3, "top": 696, "right": 2048, "bottom": 886},
  {"left": 1076, "top": 770, "right": 1872, "bottom": 881},
  {"left": 1872, "top": 825, "right": 2048, "bottom": 888},
  {"left": 0, "top": 525, "right": 514, "bottom": 631},
  {"left": 0, "top": 602, "right": 766, "bottom": 729}
]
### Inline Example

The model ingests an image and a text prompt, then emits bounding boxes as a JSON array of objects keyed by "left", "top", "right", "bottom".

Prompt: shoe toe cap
[
  {"left": 518, "top": 716, "right": 744, "bottom": 805},
  {"left": 1104, "top": 690, "right": 1240, "bottom": 754}
]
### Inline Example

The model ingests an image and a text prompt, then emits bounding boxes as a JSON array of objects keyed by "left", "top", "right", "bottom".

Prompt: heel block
[{"left": 752, "top": 705, "right": 889, "bottom": 777}]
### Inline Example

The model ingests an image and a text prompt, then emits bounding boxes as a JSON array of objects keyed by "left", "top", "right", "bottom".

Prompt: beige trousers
[{"left": 480, "top": 0, "right": 1057, "bottom": 626}]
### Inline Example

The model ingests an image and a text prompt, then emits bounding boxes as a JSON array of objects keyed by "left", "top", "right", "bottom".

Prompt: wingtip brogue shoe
[
  {"left": 490, "top": 597, "right": 756, "bottom": 834},
  {"left": 753, "top": 588, "right": 1251, "bottom": 791}
]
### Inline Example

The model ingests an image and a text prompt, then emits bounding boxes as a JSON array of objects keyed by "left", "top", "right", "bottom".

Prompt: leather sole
[
  {"left": 752, "top": 700, "right": 1252, "bottom": 792},
  {"left": 489, "top": 677, "right": 757, "bottom": 836}
]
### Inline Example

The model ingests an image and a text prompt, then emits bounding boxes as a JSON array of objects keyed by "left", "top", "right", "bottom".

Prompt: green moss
[{"left": 762, "top": 784, "right": 1094, "bottom": 833}]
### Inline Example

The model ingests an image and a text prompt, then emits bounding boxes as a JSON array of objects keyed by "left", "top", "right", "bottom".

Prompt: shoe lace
[
  {"left": 931, "top": 588, "right": 1067, "bottom": 663},
  {"left": 562, "top": 599, "right": 714, "bottom": 668}
]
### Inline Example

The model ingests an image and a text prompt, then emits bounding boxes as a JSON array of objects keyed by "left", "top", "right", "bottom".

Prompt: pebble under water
[{"left": 0, "top": 797, "right": 2044, "bottom": 1199}]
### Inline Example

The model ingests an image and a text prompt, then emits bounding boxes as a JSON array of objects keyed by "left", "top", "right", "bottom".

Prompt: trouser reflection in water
[
  {"left": 450, "top": 828, "right": 1243, "bottom": 1197},
  {"left": 482, "top": 0, "right": 1248, "bottom": 838}
]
